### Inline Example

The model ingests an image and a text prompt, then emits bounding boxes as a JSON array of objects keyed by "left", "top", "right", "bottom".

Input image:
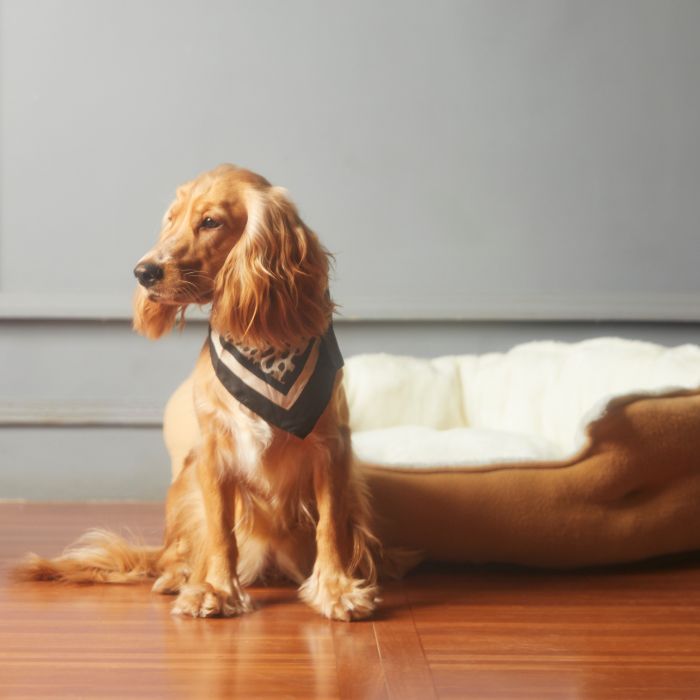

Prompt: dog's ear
[
  {"left": 211, "top": 187, "right": 334, "bottom": 347},
  {"left": 132, "top": 286, "right": 182, "bottom": 339}
]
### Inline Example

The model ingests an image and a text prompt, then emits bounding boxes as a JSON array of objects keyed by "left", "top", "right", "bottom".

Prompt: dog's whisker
[
  {"left": 183, "top": 270, "right": 213, "bottom": 283},
  {"left": 178, "top": 277, "right": 213, "bottom": 295}
]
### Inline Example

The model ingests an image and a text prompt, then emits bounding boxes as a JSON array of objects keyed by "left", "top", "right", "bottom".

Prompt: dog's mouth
[
  {"left": 145, "top": 288, "right": 185, "bottom": 305},
  {"left": 145, "top": 284, "right": 212, "bottom": 306}
]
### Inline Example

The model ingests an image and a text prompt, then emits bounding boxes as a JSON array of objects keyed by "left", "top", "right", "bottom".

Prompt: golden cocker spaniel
[{"left": 18, "top": 164, "right": 380, "bottom": 621}]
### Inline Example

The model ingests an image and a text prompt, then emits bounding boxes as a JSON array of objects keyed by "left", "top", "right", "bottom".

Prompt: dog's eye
[{"left": 200, "top": 217, "right": 221, "bottom": 230}]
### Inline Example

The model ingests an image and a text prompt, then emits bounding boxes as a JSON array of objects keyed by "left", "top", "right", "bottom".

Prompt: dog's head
[{"left": 133, "top": 164, "right": 333, "bottom": 346}]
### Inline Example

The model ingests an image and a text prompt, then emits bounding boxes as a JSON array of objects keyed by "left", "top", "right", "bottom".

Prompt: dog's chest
[
  {"left": 211, "top": 396, "right": 273, "bottom": 479},
  {"left": 198, "top": 364, "right": 315, "bottom": 498},
  {"left": 211, "top": 396, "right": 316, "bottom": 513}
]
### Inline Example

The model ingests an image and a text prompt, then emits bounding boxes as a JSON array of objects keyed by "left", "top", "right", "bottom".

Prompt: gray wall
[{"left": 1, "top": 0, "right": 699, "bottom": 499}]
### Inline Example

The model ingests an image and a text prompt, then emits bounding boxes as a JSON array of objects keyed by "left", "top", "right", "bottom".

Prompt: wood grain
[{"left": 2, "top": 503, "right": 700, "bottom": 699}]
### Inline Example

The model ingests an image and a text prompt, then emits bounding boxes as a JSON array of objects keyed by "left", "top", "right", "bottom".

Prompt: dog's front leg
[
  {"left": 300, "top": 433, "right": 379, "bottom": 621},
  {"left": 172, "top": 438, "right": 252, "bottom": 618}
]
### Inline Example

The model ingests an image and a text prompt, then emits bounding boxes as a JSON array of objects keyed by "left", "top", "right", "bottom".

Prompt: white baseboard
[{"left": 0, "top": 400, "right": 163, "bottom": 427}]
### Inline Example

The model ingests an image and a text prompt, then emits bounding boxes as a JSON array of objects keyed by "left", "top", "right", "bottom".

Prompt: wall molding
[
  {"left": 0, "top": 400, "right": 163, "bottom": 428},
  {"left": 2, "top": 291, "right": 700, "bottom": 322}
]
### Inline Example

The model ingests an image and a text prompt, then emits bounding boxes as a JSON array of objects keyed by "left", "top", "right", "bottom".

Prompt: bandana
[{"left": 208, "top": 324, "right": 344, "bottom": 439}]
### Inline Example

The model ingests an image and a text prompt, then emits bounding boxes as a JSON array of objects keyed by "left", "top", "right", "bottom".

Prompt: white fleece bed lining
[{"left": 345, "top": 338, "right": 700, "bottom": 470}]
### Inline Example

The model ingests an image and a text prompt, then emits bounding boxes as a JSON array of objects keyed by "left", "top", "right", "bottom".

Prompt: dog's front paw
[
  {"left": 171, "top": 582, "right": 254, "bottom": 618},
  {"left": 299, "top": 570, "right": 379, "bottom": 621}
]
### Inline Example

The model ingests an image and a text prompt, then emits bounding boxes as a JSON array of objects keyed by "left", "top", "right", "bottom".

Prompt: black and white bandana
[{"left": 208, "top": 324, "right": 344, "bottom": 438}]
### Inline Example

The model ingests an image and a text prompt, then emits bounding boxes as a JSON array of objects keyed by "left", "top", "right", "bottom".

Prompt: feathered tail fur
[{"left": 14, "top": 529, "right": 163, "bottom": 584}]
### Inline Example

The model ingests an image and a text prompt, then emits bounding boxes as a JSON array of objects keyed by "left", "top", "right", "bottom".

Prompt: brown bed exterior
[{"left": 164, "top": 376, "right": 700, "bottom": 569}]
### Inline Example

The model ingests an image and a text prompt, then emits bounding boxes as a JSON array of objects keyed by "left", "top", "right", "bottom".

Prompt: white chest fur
[
  {"left": 226, "top": 401, "right": 273, "bottom": 478},
  {"left": 195, "top": 380, "right": 273, "bottom": 480}
]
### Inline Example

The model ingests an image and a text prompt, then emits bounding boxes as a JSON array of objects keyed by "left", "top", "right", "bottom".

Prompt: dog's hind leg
[
  {"left": 151, "top": 542, "right": 191, "bottom": 594},
  {"left": 151, "top": 453, "right": 202, "bottom": 596},
  {"left": 270, "top": 529, "right": 316, "bottom": 586}
]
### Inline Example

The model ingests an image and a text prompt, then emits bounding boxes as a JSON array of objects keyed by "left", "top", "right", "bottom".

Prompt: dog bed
[{"left": 164, "top": 337, "right": 700, "bottom": 568}]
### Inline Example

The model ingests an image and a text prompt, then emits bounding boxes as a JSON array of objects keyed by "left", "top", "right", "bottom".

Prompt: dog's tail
[{"left": 14, "top": 529, "right": 164, "bottom": 584}]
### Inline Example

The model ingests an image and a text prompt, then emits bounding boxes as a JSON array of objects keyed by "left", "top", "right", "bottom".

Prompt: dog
[{"left": 17, "top": 164, "right": 380, "bottom": 621}]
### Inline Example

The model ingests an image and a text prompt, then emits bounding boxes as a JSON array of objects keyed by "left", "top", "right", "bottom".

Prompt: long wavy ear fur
[
  {"left": 132, "top": 286, "right": 182, "bottom": 339},
  {"left": 211, "top": 186, "right": 334, "bottom": 347}
]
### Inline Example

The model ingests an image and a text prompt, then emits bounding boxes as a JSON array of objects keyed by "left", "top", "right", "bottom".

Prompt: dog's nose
[{"left": 133, "top": 263, "right": 164, "bottom": 288}]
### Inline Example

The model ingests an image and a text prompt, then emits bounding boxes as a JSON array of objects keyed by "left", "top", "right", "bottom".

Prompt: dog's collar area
[{"left": 208, "top": 324, "right": 343, "bottom": 438}]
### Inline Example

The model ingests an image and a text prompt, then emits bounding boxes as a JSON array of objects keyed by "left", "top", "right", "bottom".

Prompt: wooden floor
[{"left": 2, "top": 504, "right": 700, "bottom": 699}]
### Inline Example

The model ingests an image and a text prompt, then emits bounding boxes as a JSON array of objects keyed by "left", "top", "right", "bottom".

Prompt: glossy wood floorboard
[{"left": 2, "top": 503, "right": 700, "bottom": 699}]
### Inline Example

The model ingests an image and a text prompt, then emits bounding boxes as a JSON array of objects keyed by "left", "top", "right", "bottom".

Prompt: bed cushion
[
  {"left": 346, "top": 338, "right": 700, "bottom": 460},
  {"left": 344, "top": 354, "right": 464, "bottom": 431},
  {"left": 352, "top": 426, "right": 556, "bottom": 467}
]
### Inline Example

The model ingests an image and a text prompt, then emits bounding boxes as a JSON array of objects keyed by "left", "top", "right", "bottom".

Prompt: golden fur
[{"left": 17, "top": 164, "right": 380, "bottom": 621}]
